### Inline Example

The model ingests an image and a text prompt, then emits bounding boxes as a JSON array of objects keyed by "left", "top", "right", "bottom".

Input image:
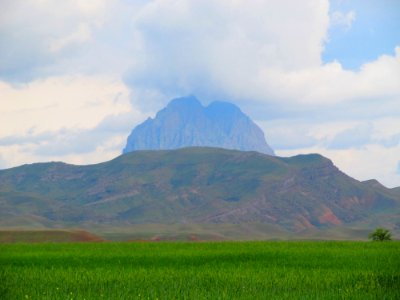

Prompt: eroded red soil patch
[
  {"left": 318, "top": 207, "right": 342, "bottom": 225},
  {"left": 0, "top": 230, "right": 104, "bottom": 243}
]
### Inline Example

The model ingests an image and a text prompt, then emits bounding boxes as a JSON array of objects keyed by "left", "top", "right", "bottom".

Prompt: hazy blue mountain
[{"left": 123, "top": 96, "right": 275, "bottom": 155}]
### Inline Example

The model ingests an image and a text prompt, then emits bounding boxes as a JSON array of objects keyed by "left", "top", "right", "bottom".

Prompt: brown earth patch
[
  {"left": 0, "top": 229, "right": 104, "bottom": 243},
  {"left": 318, "top": 207, "right": 342, "bottom": 225},
  {"left": 295, "top": 214, "right": 315, "bottom": 231}
]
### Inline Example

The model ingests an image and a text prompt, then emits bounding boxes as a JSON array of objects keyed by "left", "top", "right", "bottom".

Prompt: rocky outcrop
[{"left": 123, "top": 96, "right": 274, "bottom": 155}]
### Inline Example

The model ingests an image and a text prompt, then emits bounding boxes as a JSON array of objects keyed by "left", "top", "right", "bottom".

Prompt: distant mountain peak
[
  {"left": 207, "top": 100, "right": 241, "bottom": 110},
  {"left": 123, "top": 96, "right": 275, "bottom": 155},
  {"left": 167, "top": 95, "right": 202, "bottom": 108}
]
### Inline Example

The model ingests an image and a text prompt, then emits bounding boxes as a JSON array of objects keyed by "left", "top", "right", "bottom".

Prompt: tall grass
[{"left": 1, "top": 241, "right": 399, "bottom": 299}]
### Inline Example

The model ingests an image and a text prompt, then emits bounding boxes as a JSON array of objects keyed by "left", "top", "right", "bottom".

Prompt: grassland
[{"left": 1, "top": 241, "right": 399, "bottom": 299}]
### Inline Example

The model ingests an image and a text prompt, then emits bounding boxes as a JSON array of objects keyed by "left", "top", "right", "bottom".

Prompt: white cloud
[
  {"left": 260, "top": 119, "right": 377, "bottom": 151},
  {"left": 328, "top": 123, "right": 373, "bottom": 149},
  {"left": 0, "top": 111, "right": 145, "bottom": 169},
  {"left": 72, "top": 0, "right": 108, "bottom": 18},
  {"left": 128, "top": 0, "right": 330, "bottom": 104},
  {"left": 49, "top": 23, "right": 92, "bottom": 53},
  {"left": 330, "top": 10, "right": 356, "bottom": 31},
  {"left": 0, "top": 141, "right": 125, "bottom": 169},
  {"left": 126, "top": 0, "right": 399, "bottom": 123},
  {"left": 0, "top": 0, "right": 113, "bottom": 81},
  {"left": 250, "top": 47, "right": 400, "bottom": 106},
  {"left": 0, "top": 75, "right": 147, "bottom": 168},
  {"left": 257, "top": 120, "right": 319, "bottom": 150},
  {"left": 0, "top": 75, "right": 133, "bottom": 136},
  {"left": 261, "top": 117, "right": 400, "bottom": 151},
  {"left": 4, "top": 0, "right": 397, "bottom": 111},
  {"left": 262, "top": 117, "right": 400, "bottom": 187}
]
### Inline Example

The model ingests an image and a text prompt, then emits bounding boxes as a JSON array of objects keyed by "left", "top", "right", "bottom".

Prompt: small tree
[{"left": 368, "top": 227, "right": 392, "bottom": 241}]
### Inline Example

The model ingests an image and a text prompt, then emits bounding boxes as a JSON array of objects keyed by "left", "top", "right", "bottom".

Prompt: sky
[{"left": 0, "top": 0, "right": 399, "bottom": 187}]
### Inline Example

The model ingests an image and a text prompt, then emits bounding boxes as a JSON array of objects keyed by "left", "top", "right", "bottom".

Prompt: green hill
[
  {"left": 0, "top": 147, "right": 399, "bottom": 238},
  {"left": 391, "top": 186, "right": 400, "bottom": 197}
]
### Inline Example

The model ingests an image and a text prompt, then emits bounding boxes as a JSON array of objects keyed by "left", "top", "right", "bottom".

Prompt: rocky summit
[{"left": 123, "top": 96, "right": 275, "bottom": 155}]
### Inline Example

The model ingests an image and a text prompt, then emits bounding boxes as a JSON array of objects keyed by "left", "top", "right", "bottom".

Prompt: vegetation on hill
[{"left": 0, "top": 147, "right": 399, "bottom": 236}]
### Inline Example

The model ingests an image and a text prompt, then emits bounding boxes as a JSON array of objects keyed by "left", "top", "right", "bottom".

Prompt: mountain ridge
[{"left": 1, "top": 147, "right": 398, "bottom": 236}]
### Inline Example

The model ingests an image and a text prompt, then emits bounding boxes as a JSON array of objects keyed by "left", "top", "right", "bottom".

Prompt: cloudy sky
[{"left": 1, "top": 0, "right": 399, "bottom": 187}]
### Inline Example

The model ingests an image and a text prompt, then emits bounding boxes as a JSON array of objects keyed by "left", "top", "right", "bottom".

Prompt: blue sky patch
[{"left": 323, "top": 0, "right": 400, "bottom": 70}]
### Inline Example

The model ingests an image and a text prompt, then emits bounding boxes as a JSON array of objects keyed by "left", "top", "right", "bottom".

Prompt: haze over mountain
[
  {"left": 1, "top": 148, "right": 398, "bottom": 238},
  {"left": 123, "top": 96, "right": 274, "bottom": 155}
]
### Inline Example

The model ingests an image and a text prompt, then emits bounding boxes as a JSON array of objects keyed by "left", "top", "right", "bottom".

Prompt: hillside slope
[{"left": 0, "top": 148, "right": 398, "bottom": 233}]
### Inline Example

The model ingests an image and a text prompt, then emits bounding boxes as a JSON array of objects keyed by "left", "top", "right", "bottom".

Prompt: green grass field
[{"left": 1, "top": 241, "right": 399, "bottom": 299}]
